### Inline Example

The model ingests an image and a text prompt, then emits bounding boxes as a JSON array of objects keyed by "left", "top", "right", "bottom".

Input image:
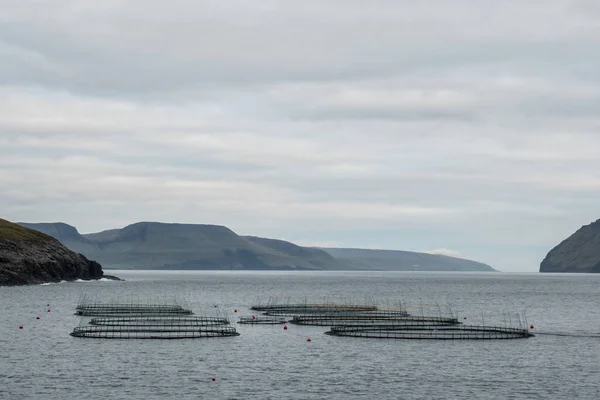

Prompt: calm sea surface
[{"left": 1, "top": 271, "right": 599, "bottom": 399}]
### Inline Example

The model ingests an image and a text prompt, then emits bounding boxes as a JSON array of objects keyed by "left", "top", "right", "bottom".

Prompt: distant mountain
[
  {"left": 323, "top": 248, "right": 496, "bottom": 272},
  {"left": 540, "top": 218, "right": 600, "bottom": 273},
  {"left": 19, "top": 222, "right": 346, "bottom": 270},
  {"left": 0, "top": 219, "right": 105, "bottom": 286},
  {"left": 243, "top": 236, "right": 354, "bottom": 270},
  {"left": 19, "top": 221, "right": 495, "bottom": 272}
]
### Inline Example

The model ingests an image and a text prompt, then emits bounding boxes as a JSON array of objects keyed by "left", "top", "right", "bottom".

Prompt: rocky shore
[{"left": 0, "top": 218, "right": 114, "bottom": 286}]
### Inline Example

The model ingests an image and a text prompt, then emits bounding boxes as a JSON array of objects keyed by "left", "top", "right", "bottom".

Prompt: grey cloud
[
  {"left": 1, "top": 1, "right": 598, "bottom": 96},
  {"left": 1, "top": 1, "right": 600, "bottom": 271}
]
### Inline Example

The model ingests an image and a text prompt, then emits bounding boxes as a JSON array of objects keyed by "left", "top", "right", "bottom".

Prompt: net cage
[
  {"left": 325, "top": 324, "right": 534, "bottom": 340},
  {"left": 88, "top": 316, "right": 230, "bottom": 326},
  {"left": 71, "top": 295, "right": 239, "bottom": 339},
  {"left": 70, "top": 325, "right": 240, "bottom": 339},
  {"left": 291, "top": 314, "right": 458, "bottom": 327},
  {"left": 238, "top": 315, "right": 288, "bottom": 324}
]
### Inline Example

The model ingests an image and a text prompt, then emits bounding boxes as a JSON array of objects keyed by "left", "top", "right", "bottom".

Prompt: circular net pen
[
  {"left": 75, "top": 304, "right": 194, "bottom": 317},
  {"left": 88, "top": 316, "right": 230, "bottom": 327},
  {"left": 70, "top": 325, "right": 240, "bottom": 339},
  {"left": 238, "top": 316, "right": 288, "bottom": 324},
  {"left": 325, "top": 325, "right": 534, "bottom": 340},
  {"left": 292, "top": 314, "right": 458, "bottom": 327},
  {"left": 72, "top": 298, "right": 239, "bottom": 339},
  {"left": 251, "top": 303, "right": 378, "bottom": 313}
]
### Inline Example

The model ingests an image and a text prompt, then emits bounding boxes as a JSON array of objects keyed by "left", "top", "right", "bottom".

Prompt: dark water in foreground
[{"left": 1, "top": 271, "right": 600, "bottom": 399}]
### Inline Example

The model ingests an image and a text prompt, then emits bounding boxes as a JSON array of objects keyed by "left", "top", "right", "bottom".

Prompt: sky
[{"left": 1, "top": 1, "right": 599, "bottom": 272}]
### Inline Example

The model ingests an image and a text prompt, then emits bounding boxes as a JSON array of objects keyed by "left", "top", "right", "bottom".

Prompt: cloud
[
  {"left": 426, "top": 249, "right": 463, "bottom": 258},
  {"left": 1, "top": 1, "right": 599, "bottom": 272}
]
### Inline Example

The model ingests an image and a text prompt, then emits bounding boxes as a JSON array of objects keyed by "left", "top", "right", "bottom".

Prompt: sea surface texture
[{"left": 1, "top": 271, "right": 599, "bottom": 399}]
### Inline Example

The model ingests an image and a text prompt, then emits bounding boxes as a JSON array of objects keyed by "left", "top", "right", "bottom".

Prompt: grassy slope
[{"left": 0, "top": 219, "right": 54, "bottom": 242}]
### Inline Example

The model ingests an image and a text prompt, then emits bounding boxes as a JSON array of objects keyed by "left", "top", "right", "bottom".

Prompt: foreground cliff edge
[
  {"left": 0, "top": 218, "right": 118, "bottom": 286},
  {"left": 540, "top": 218, "right": 600, "bottom": 273}
]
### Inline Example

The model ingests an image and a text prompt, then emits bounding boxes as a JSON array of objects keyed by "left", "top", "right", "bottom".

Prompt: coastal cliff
[
  {"left": 540, "top": 218, "right": 600, "bottom": 273},
  {"left": 0, "top": 218, "right": 106, "bottom": 286}
]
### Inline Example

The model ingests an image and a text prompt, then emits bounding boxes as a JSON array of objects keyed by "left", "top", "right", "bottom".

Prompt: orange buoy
[
  {"left": 283, "top": 325, "right": 288, "bottom": 330},
  {"left": 306, "top": 337, "right": 311, "bottom": 342},
  {"left": 211, "top": 377, "right": 216, "bottom": 382},
  {"left": 530, "top": 324, "right": 534, "bottom": 329},
  {"left": 19, "top": 325, "right": 23, "bottom": 329}
]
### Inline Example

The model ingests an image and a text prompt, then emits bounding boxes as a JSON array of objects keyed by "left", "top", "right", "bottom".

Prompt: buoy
[
  {"left": 234, "top": 309, "right": 238, "bottom": 313},
  {"left": 47, "top": 309, "right": 51, "bottom": 313},
  {"left": 211, "top": 377, "right": 216, "bottom": 382},
  {"left": 306, "top": 337, "right": 311, "bottom": 342},
  {"left": 19, "top": 325, "right": 23, "bottom": 329},
  {"left": 36, "top": 316, "right": 40, "bottom": 320},
  {"left": 463, "top": 317, "right": 467, "bottom": 320},
  {"left": 530, "top": 324, "right": 534, "bottom": 329},
  {"left": 283, "top": 325, "right": 288, "bottom": 330},
  {"left": 251, "top": 315, "right": 255, "bottom": 320},
  {"left": 47, "top": 304, "right": 50, "bottom": 307}
]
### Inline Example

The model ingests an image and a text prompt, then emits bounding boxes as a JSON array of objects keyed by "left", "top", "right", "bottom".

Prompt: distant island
[
  {"left": 18, "top": 221, "right": 496, "bottom": 272},
  {"left": 0, "top": 218, "right": 111, "bottom": 286},
  {"left": 540, "top": 218, "right": 600, "bottom": 273}
]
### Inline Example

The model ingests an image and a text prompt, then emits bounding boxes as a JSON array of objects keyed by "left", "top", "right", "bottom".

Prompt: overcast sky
[{"left": 1, "top": 1, "right": 599, "bottom": 271}]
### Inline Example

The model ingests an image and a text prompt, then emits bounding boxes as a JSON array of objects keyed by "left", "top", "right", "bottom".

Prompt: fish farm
[
  {"left": 71, "top": 297, "right": 239, "bottom": 339},
  {"left": 249, "top": 298, "right": 534, "bottom": 340},
  {"left": 252, "top": 303, "right": 379, "bottom": 316},
  {"left": 69, "top": 295, "right": 535, "bottom": 341},
  {"left": 75, "top": 304, "right": 194, "bottom": 316},
  {"left": 71, "top": 324, "right": 240, "bottom": 339},
  {"left": 238, "top": 315, "right": 288, "bottom": 324},
  {"left": 291, "top": 314, "right": 458, "bottom": 327},
  {"left": 325, "top": 324, "right": 534, "bottom": 340},
  {"left": 88, "top": 316, "right": 230, "bottom": 326}
]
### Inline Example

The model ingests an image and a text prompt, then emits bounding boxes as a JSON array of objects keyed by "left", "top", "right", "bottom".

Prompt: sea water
[{"left": 1, "top": 271, "right": 599, "bottom": 399}]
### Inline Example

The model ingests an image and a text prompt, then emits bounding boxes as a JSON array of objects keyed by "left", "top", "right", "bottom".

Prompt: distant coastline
[{"left": 19, "top": 221, "right": 496, "bottom": 273}]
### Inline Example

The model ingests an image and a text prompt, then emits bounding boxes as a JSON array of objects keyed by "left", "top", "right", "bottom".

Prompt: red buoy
[
  {"left": 463, "top": 317, "right": 467, "bottom": 320},
  {"left": 19, "top": 325, "right": 23, "bottom": 329},
  {"left": 251, "top": 315, "right": 255, "bottom": 320},
  {"left": 234, "top": 309, "right": 238, "bottom": 313},
  {"left": 283, "top": 325, "right": 288, "bottom": 330},
  {"left": 36, "top": 316, "right": 40, "bottom": 320},
  {"left": 211, "top": 377, "right": 216, "bottom": 382},
  {"left": 47, "top": 309, "right": 51, "bottom": 312},
  {"left": 530, "top": 324, "right": 534, "bottom": 329},
  {"left": 306, "top": 337, "right": 311, "bottom": 342}
]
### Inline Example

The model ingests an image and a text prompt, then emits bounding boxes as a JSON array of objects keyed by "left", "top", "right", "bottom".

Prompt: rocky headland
[
  {"left": 0, "top": 218, "right": 114, "bottom": 286},
  {"left": 540, "top": 218, "right": 600, "bottom": 273}
]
